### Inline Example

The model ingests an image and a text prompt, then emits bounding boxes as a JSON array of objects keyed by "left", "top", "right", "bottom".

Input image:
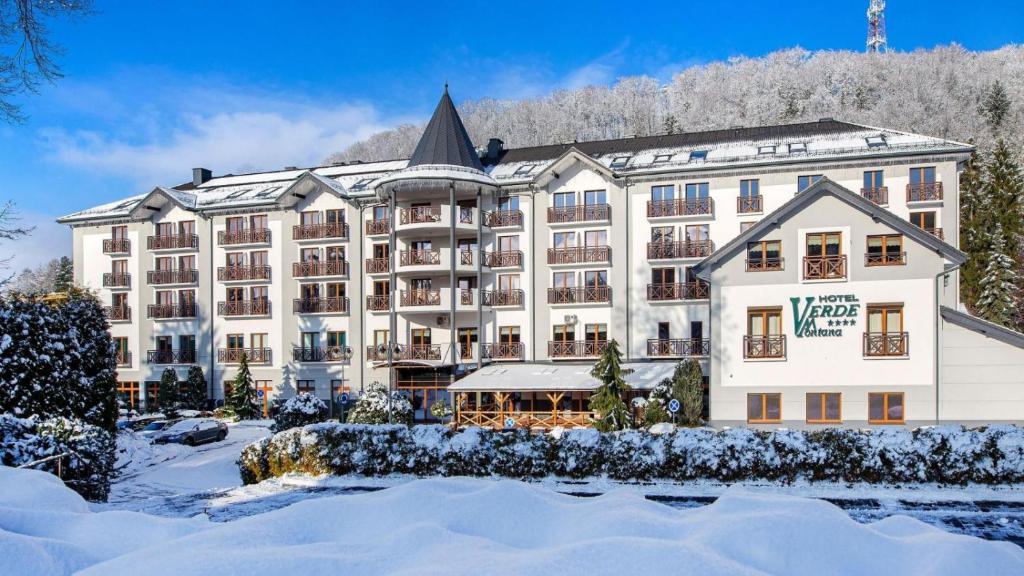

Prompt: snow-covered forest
[{"left": 326, "top": 45, "right": 1024, "bottom": 163}]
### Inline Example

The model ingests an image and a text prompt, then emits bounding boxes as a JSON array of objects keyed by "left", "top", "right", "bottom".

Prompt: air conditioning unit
[{"left": 564, "top": 314, "right": 578, "bottom": 325}]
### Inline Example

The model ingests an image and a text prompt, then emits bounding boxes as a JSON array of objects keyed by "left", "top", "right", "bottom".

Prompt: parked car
[
  {"left": 139, "top": 419, "right": 179, "bottom": 440},
  {"left": 153, "top": 418, "right": 228, "bottom": 446}
]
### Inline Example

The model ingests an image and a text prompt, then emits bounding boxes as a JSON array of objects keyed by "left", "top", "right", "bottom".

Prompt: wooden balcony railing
[
  {"left": 217, "top": 348, "right": 272, "bottom": 364},
  {"left": 919, "top": 227, "right": 944, "bottom": 240},
  {"left": 647, "top": 198, "right": 714, "bottom": 218},
  {"left": 365, "top": 257, "right": 389, "bottom": 273},
  {"left": 459, "top": 250, "right": 482, "bottom": 266},
  {"left": 743, "top": 335, "right": 786, "bottom": 359},
  {"left": 292, "top": 346, "right": 352, "bottom": 362},
  {"left": 492, "top": 289, "right": 524, "bottom": 307},
  {"left": 646, "top": 282, "right": 709, "bottom": 301},
  {"left": 486, "top": 210, "right": 524, "bottom": 227},
  {"left": 366, "top": 295, "right": 390, "bottom": 311},
  {"left": 104, "top": 305, "right": 131, "bottom": 321},
  {"left": 147, "top": 303, "right": 196, "bottom": 319},
  {"left": 115, "top": 350, "right": 131, "bottom": 367},
  {"left": 455, "top": 408, "right": 592, "bottom": 431},
  {"left": 547, "top": 245, "right": 611, "bottom": 264},
  {"left": 103, "top": 238, "right": 131, "bottom": 254},
  {"left": 217, "top": 265, "right": 271, "bottom": 282},
  {"left": 459, "top": 289, "right": 493, "bottom": 306},
  {"left": 907, "top": 182, "right": 943, "bottom": 202},
  {"left": 861, "top": 187, "right": 888, "bottom": 205},
  {"left": 803, "top": 255, "right": 847, "bottom": 280},
  {"left": 647, "top": 338, "right": 710, "bottom": 357},
  {"left": 147, "top": 234, "right": 198, "bottom": 250},
  {"left": 400, "top": 205, "right": 442, "bottom": 225},
  {"left": 864, "top": 332, "right": 909, "bottom": 357},
  {"left": 293, "top": 297, "right": 349, "bottom": 314},
  {"left": 458, "top": 207, "right": 475, "bottom": 224},
  {"left": 487, "top": 250, "right": 523, "bottom": 268},
  {"left": 292, "top": 260, "right": 349, "bottom": 278},
  {"left": 292, "top": 222, "right": 349, "bottom": 241},
  {"left": 102, "top": 273, "right": 131, "bottom": 288},
  {"left": 401, "top": 289, "right": 441, "bottom": 307},
  {"left": 218, "top": 228, "right": 270, "bottom": 245},
  {"left": 365, "top": 218, "right": 390, "bottom": 235},
  {"left": 547, "top": 285, "right": 611, "bottom": 304},
  {"left": 547, "top": 204, "right": 610, "bottom": 224},
  {"left": 218, "top": 300, "right": 270, "bottom": 317},
  {"left": 147, "top": 349, "right": 197, "bottom": 364},
  {"left": 483, "top": 342, "right": 525, "bottom": 361},
  {"left": 548, "top": 340, "right": 608, "bottom": 358},
  {"left": 647, "top": 240, "right": 714, "bottom": 259},
  {"left": 400, "top": 249, "right": 440, "bottom": 266},
  {"left": 365, "top": 344, "right": 442, "bottom": 362},
  {"left": 147, "top": 269, "right": 198, "bottom": 285},
  {"left": 746, "top": 257, "right": 785, "bottom": 271},
  {"left": 737, "top": 195, "right": 763, "bottom": 214},
  {"left": 865, "top": 252, "right": 906, "bottom": 266}
]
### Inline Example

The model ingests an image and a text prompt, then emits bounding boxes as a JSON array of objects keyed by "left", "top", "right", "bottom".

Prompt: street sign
[
  {"left": 257, "top": 390, "right": 264, "bottom": 398},
  {"left": 667, "top": 399, "right": 680, "bottom": 414},
  {"left": 504, "top": 417, "right": 515, "bottom": 428},
  {"left": 340, "top": 392, "right": 350, "bottom": 404}
]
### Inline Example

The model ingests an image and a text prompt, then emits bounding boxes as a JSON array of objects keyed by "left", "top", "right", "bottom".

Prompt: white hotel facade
[{"left": 59, "top": 89, "right": 1024, "bottom": 428}]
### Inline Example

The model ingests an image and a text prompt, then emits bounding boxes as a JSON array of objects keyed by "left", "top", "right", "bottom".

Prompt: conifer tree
[
  {"left": 959, "top": 147, "right": 987, "bottom": 311},
  {"left": 983, "top": 140, "right": 1024, "bottom": 244},
  {"left": 53, "top": 256, "right": 73, "bottom": 292},
  {"left": 183, "top": 365, "right": 207, "bottom": 411},
  {"left": 980, "top": 80, "right": 1012, "bottom": 132},
  {"left": 157, "top": 368, "right": 180, "bottom": 418},
  {"left": 589, "top": 339, "right": 631, "bottom": 431},
  {"left": 975, "top": 224, "right": 1018, "bottom": 328},
  {"left": 226, "top": 352, "right": 260, "bottom": 420}
]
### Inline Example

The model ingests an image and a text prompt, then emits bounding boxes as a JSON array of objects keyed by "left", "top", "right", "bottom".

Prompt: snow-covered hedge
[
  {"left": 0, "top": 413, "right": 116, "bottom": 501},
  {"left": 272, "top": 393, "right": 328, "bottom": 432},
  {"left": 239, "top": 424, "right": 1024, "bottom": 486}
]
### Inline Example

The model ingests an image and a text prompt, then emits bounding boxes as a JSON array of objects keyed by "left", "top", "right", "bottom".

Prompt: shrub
[
  {"left": 346, "top": 382, "right": 413, "bottom": 425},
  {"left": 272, "top": 393, "right": 328, "bottom": 432}
]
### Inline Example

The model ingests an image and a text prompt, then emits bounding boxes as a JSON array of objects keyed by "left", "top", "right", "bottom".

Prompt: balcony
[
  {"left": 365, "top": 344, "right": 442, "bottom": 362},
  {"left": 492, "top": 289, "right": 524, "bottom": 307},
  {"left": 746, "top": 257, "right": 784, "bottom": 272},
  {"left": 483, "top": 342, "right": 525, "bottom": 361},
  {"left": 219, "top": 228, "right": 271, "bottom": 245},
  {"left": 147, "top": 303, "right": 196, "bottom": 320},
  {"left": 547, "top": 245, "right": 611, "bottom": 265},
  {"left": 459, "top": 289, "right": 493, "bottom": 306},
  {"left": 102, "top": 273, "right": 131, "bottom": 288},
  {"left": 400, "top": 289, "right": 441, "bottom": 307},
  {"left": 459, "top": 249, "right": 491, "bottom": 268},
  {"left": 400, "top": 205, "right": 442, "bottom": 225},
  {"left": 647, "top": 338, "right": 710, "bottom": 357},
  {"left": 547, "top": 204, "right": 610, "bottom": 224},
  {"left": 292, "top": 222, "right": 350, "bottom": 241},
  {"left": 547, "top": 285, "right": 611, "bottom": 305},
  {"left": 548, "top": 340, "right": 608, "bottom": 358},
  {"left": 646, "top": 282, "right": 709, "bottom": 301},
  {"left": 486, "top": 210, "right": 524, "bottom": 228},
  {"left": 400, "top": 249, "right": 441, "bottom": 266},
  {"left": 292, "top": 346, "right": 351, "bottom": 362},
  {"left": 217, "top": 348, "right": 272, "bottom": 364},
  {"left": 647, "top": 198, "right": 714, "bottom": 218},
  {"left": 861, "top": 187, "right": 888, "bottom": 205},
  {"left": 366, "top": 295, "right": 390, "bottom": 311},
  {"left": 293, "top": 297, "right": 350, "bottom": 314},
  {"left": 647, "top": 240, "right": 714, "bottom": 260},
  {"left": 218, "top": 265, "right": 271, "bottom": 282},
  {"left": 865, "top": 252, "right": 906, "bottom": 266},
  {"left": 103, "top": 238, "right": 131, "bottom": 254},
  {"left": 292, "top": 260, "right": 349, "bottom": 278},
  {"left": 743, "top": 335, "right": 786, "bottom": 359},
  {"left": 737, "top": 196, "right": 763, "bottom": 214},
  {"left": 104, "top": 305, "right": 132, "bottom": 322},
  {"left": 218, "top": 300, "right": 270, "bottom": 317},
  {"left": 803, "top": 255, "right": 847, "bottom": 280},
  {"left": 147, "top": 349, "right": 197, "bottom": 364},
  {"left": 147, "top": 234, "right": 198, "bottom": 251},
  {"left": 115, "top": 350, "right": 131, "bottom": 367},
  {"left": 487, "top": 250, "right": 523, "bottom": 268},
  {"left": 863, "top": 332, "right": 909, "bottom": 357},
  {"left": 365, "top": 257, "right": 389, "bottom": 274},
  {"left": 919, "top": 227, "right": 944, "bottom": 240},
  {"left": 147, "top": 269, "right": 198, "bottom": 285},
  {"left": 907, "top": 182, "right": 943, "bottom": 202},
  {"left": 365, "top": 218, "right": 390, "bottom": 236}
]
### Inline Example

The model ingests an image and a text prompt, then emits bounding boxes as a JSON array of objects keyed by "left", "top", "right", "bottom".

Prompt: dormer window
[
  {"left": 513, "top": 164, "right": 537, "bottom": 176},
  {"left": 788, "top": 142, "right": 807, "bottom": 154},
  {"left": 652, "top": 154, "right": 673, "bottom": 164},
  {"left": 757, "top": 145, "right": 776, "bottom": 156},
  {"left": 866, "top": 135, "right": 887, "bottom": 148},
  {"left": 689, "top": 150, "right": 708, "bottom": 162},
  {"left": 610, "top": 156, "right": 631, "bottom": 169}
]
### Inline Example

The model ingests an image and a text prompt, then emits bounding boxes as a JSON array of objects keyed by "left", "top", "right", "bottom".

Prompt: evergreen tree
[
  {"left": 673, "top": 359, "right": 704, "bottom": 426},
  {"left": 589, "top": 339, "right": 631, "bottom": 431},
  {"left": 662, "top": 114, "right": 679, "bottom": 135},
  {"left": 53, "top": 256, "right": 73, "bottom": 292},
  {"left": 983, "top": 140, "right": 1024, "bottom": 244},
  {"left": 980, "top": 80, "right": 1012, "bottom": 132},
  {"left": 347, "top": 381, "right": 413, "bottom": 425},
  {"left": 958, "top": 147, "right": 987, "bottom": 312},
  {"left": 157, "top": 368, "right": 180, "bottom": 418},
  {"left": 183, "top": 365, "right": 207, "bottom": 411},
  {"left": 226, "top": 352, "right": 260, "bottom": 420},
  {"left": 975, "top": 224, "right": 1018, "bottom": 328}
]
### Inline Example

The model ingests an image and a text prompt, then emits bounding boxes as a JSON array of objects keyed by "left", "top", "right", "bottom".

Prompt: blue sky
[{"left": 0, "top": 0, "right": 1021, "bottom": 271}]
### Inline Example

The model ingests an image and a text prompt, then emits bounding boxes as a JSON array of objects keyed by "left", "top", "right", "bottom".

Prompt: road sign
[
  {"left": 340, "top": 392, "right": 350, "bottom": 404},
  {"left": 504, "top": 417, "right": 515, "bottom": 428},
  {"left": 257, "top": 390, "right": 264, "bottom": 398},
  {"left": 667, "top": 399, "right": 680, "bottom": 414}
]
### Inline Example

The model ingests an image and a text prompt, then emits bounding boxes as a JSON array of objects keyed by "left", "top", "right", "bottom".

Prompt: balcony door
[
  {"left": 373, "top": 280, "right": 389, "bottom": 296},
  {"left": 909, "top": 166, "right": 936, "bottom": 185},
  {"left": 301, "top": 284, "right": 320, "bottom": 299},
  {"left": 226, "top": 252, "right": 244, "bottom": 267},
  {"left": 690, "top": 321, "right": 703, "bottom": 341},
  {"left": 155, "top": 256, "right": 173, "bottom": 272},
  {"left": 325, "top": 209, "right": 344, "bottom": 225},
  {"left": 326, "top": 246, "right": 345, "bottom": 263},
  {"left": 867, "top": 305, "right": 903, "bottom": 334},
  {"left": 372, "top": 205, "right": 387, "bottom": 222},
  {"left": 498, "top": 195, "right": 519, "bottom": 212},
  {"left": 112, "top": 292, "right": 128, "bottom": 309},
  {"left": 156, "top": 290, "right": 174, "bottom": 306},
  {"left": 685, "top": 224, "right": 709, "bottom": 244},
  {"left": 411, "top": 328, "right": 431, "bottom": 346},
  {"left": 553, "top": 191, "right": 575, "bottom": 209},
  {"left": 584, "top": 230, "right": 607, "bottom": 248},
  {"left": 651, "top": 185, "right": 674, "bottom": 202},
  {"left": 301, "top": 332, "right": 319, "bottom": 351},
  {"left": 552, "top": 232, "right": 575, "bottom": 249},
  {"left": 499, "top": 326, "right": 520, "bottom": 344},
  {"left": 410, "top": 278, "right": 432, "bottom": 291},
  {"left": 652, "top": 267, "right": 675, "bottom": 285},
  {"left": 112, "top": 259, "right": 128, "bottom": 276},
  {"left": 227, "top": 334, "right": 244, "bottom": 350},
  {"left": 685, "top": 182, "right": 709, "bottom": 202},
  {"left": 909, "top": 211, "right": 936, "bottom": 231},
  {"left": 552, "top": 324, "right": 575, "bottom": 342},
  {"left": 373, "top": 243, "right": 389, "bottom": 259},
  {"left": 156, "top": 222, "right": 174, "bottom": 237},
  {"left": 658, "top": 322, "right": 671, "bottom": 340},
  {"left": 226, "top": 287, "right": 244, "bottom": 303},
  {"left": 112, "top": 225, "right": 127, "bottom": 240},
  {"left": 300, "top": 211, "right": 321, "bottom": 227},
  {"left": 156, "top": 336, "right": 173, "bottom": 354},
  {"left": 584, "top": 323, "right": 607, "bottom": 343},
  {"left": 584, "top": 190, "right": 606, "bottom": 206},
  {"left": 806, "top": 232, "right": 841, "bottom": 258},
  {"left": 498, "top": 235, "right": 518, "bottom": 252},
  {"left": 226, "top": 216, "right": 244, "bottom": 234},
  {"left": 410, "top": 240, "right": 432, "bottom": 251},
  {"left": 748, "top": 309, "right": 782, "bottom": 338}
]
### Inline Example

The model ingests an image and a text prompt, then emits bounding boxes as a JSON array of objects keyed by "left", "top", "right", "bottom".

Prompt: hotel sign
[{"left": 791, "top": 294, "right": 860, "bottom": 338}]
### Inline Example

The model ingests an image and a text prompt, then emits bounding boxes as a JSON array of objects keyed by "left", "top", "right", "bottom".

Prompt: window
[
  {"left": 112, "top": 225, "right": 127, "bottom": 240},
  {"left": 685, "top": 224, "right": 709, "bottom": 243},
  {"left": 747, "top": 393, "right": 782, "bottom": 423},
  {"left": 179, "top": 221, "right": 195, "bottom": 236},
  {"left": 805, "top": 232, "right": 844, "bottom": 279},
  {"left": 745, "top": 308, "right": 784, "bottom": 359},
  {"left": 584, "top": 230, "right": 607, "bottom": 247},
  {"left": 584, "top": 190, "right": 606, "bottom": 206},
  {"left": 499, "top": 326, "right": 520, "bottom": 343},
  {"left": 740, "top": 179, "right": 759, "bottom": 198},
  {"left": 497, "top": 235, "right": 519, "bottom": 252},
  {"left": 457, "top": 327, "right": 478, "bottom": 357},
  {"left": 552, "top": 271, "right": 575, "bottom": 288},
  {"left": 113, "top": 337, "right": 129, "bottom": 365},
  {"left": 411, "top": 329, "right": 431, "bottom": 346},
  {"left": 353, "top": 177, "right": 375, "bottom": 189},
  {"left": 253, "top": 187, "right": 279, "bottom": 198},
  {"left": 798, "top": 174, "right": 823, "bottom": 192},
  {"left": 326, "top": 246, "right": 345, "bottom": 262},
  {"left": 553, "top": 191, "right": 575, "bottom": 208},
  {"left": 225, "top": 189, "right": 248, "bottom": 199},
  {"left": 325, "top": 209, "right": 344, "bottom": 225},
  {"left": 372, "top": 205, "right": 388, "bottom": 221},
  {"left": 863, "top": 170, "right": 884, "bottom": 189},
  {"left": 227, "top": 334, "right": 244, "bottom": 349},
  {"left": 865, "top": 304, "right": 906, "bottom": 356},
  {"left": 156, "top": 222, "right": 174, "bottom": 236},
  {"left": 746, "top": 240, "right": 782, "bottom": 271},
  {"left": 788, "top": 142, "right": 807, "bottom": 154},
  {"left": 909, "top": 166, "right": 936, "bottom": 185},
  {"left": 584, "top": 270, "right": 607, "bottom": 287},
  {"left": 657, "top": 322, "right": 671, "bottom": 340},
  {"left": 689, "top": 150, "right": 708, "bottom": 162},
  {"left": 869, "top": 392, "right": 904, "bottom": 424},
  {"left": 866, "top": 135, "right": 887, "bottom": 148},
  {"left": 155, "top": 256, "right": 173, "bottom": 272},
  {"left": 498, "top": 274, "right": 520, "bottom": 291},
  {"left": 225, "top": 216, "right": 244, "bottom": 233},
  {"left": 609, "top": 156, "right": 631, "bottom": 168},
  {"left": 297, "top": 380, "right": 316, "bottom": 395},
  {"left": 513, "top": 164, "right": 537, "bottom": 176},
  {"left": 112, "top": 259, "right": 128, "bottom": 275},
  {"left": 684, "top": 182, "right": 709, "bottom": 201},
  {"left": 651, "top": 267, "right": 675, "bottom": 285},
  {"left": 327, "top": 331, "right": 346, "bottom": 348},
  {"left": 250, "top": 286, "right": 268, "bottom": 302},
  {"left": 806, "top": 393, "right": 841, "bottom": 423},
  {"left": 326, "top": 283, "right": 345, "bottom": 298},
  {"left": 909, "top": 211, "right": 937, "bottom": 232},
  {"left": 552, "top": 324, "right": 575, "bottom": 342},
  {"left": 652, "top": 154, "right": 673, "bottom": 164},
  {"left": 300, "top": 211, "right": 320, "bottom": 226},
  {"left": 552, "top": 232, "right": 575, "bottom": 249},
  {"left": 651, "top": 226, "right": 674, "bottom": 243},
  {"left": 584, "top": 323, "right": 607, "bottom": 342},
  {"left": 498, "top": 195, "right": 519, "bottom": 211},
  {"left": 757, "top": 145, "right": 776, "bottom": 156},
  {"left": 156, "top": 290, "right": 174, "bottom": 305},
  {"left": 866, "top": 235, "right": 904, "bottom": 266},
  {"left": 251, "top": 333, "right": 267, "bottom": 350},
  {"left": 651, "top": 185, "right": 674, "bottom": 202}
]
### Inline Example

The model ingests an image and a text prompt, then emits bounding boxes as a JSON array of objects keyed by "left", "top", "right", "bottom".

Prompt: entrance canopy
[{"left": 449, "top": 362, "right": 677, "bottom": 393}]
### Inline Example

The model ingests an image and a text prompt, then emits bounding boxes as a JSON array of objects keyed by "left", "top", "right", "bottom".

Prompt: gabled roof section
[
  {"left": 530, "top": 147, "right": 616, "bottom": 188},
  {"left": 126, "top": 187, "right": 198, "bottom": 219},
  {"left": 941, "top": 306, "right": 1024, "bottom": 350},
  {"left": 691, "top": 178, "right": 966, "bottom": 279},
  {"left": 407, "top": 87, "right": 483, "bottom": 171}
]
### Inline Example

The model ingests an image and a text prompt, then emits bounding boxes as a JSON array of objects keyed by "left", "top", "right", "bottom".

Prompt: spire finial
[{"left": 444, "top": 81, "right": 449, "bottom": 94}]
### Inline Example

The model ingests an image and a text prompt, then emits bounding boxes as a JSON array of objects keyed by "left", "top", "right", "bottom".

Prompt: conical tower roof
[{"left": 407, "top": 86, "right": 483, "bottom": 171}]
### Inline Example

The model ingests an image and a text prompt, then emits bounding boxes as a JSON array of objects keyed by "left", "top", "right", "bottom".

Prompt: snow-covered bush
[
  {"left": 239, "top": 423, "right": 1024, "bottom": 486},
  {"left": 345, "top": 382, "right": 413, "bottom": 425},
  {"left": 0, "top": 413, "right": 115, "bottom": 501},
  {"left": 272, "top": 393, "right": 328, "bottom": 432}
]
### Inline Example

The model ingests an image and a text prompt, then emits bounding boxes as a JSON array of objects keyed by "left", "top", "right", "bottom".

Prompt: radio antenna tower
[{"left": 866, "top": 0, "right": 888, "bottom": 53}]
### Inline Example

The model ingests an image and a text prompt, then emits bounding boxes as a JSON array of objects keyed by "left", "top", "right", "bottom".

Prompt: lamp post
[
  {"left": 378, "top": 342, "right": 403, "bottom": 424},
  {"left": 331, "top": 346, "right": 354, "bottom": 421}
]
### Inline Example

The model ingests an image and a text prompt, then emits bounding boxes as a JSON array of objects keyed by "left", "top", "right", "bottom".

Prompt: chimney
[{"left": 192, "top": 167, "right": 212, "bottom": 187}]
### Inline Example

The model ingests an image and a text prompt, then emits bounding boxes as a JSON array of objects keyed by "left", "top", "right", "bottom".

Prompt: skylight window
[
  {"left": 253, "top": 186, "right": 280, "bottom": 198},
  {"left": 652, "top": 154, "right": 673, "bottom": 164},
  {"left": 353, "top": 178, "right": 376, "bottom": 188},
  {"left": 114, "top": 200, "right": 136, "bottom": 210},
  {"left": 788, "top": 142, "right": 807, "bottom": 154},
  {"left": 866, "top": 135, "right": 887, "bottom": 148},
  {"left": 513, "top": 164, "right": 537, "bottom": 176},
  {"left": 224, "top": 189, "right": 249, "bottom": 200},
  {"left": 757, "top": 145, "right": 776, "bottom": 156},
  {"left": 689, "top": 150, "right": 708, "bottom": 162},
  {"left": 609, "top": 156, "right": 631, "bottom": 169}
]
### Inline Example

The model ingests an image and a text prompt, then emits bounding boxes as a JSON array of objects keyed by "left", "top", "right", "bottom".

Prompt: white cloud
[
  {"left": 1, "top": 210, "right": 70, "bottom": 276},
  {"left": 560, "top": 40, "right": 631, "bottom": 90}
]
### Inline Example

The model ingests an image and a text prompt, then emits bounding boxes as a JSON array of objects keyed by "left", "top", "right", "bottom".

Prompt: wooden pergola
[{"left": 452, "top": 390, "right": 593, "bottom": 430}]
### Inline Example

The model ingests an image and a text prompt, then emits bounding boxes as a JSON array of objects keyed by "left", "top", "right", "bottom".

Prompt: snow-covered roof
[{"left": 449, "top": 362, "right": 676, "bottom": 392}]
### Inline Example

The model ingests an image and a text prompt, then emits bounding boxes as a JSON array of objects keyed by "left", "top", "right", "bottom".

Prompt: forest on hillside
[{"left": 326, "top": 45, "right": 1023, "bottom": 163}]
